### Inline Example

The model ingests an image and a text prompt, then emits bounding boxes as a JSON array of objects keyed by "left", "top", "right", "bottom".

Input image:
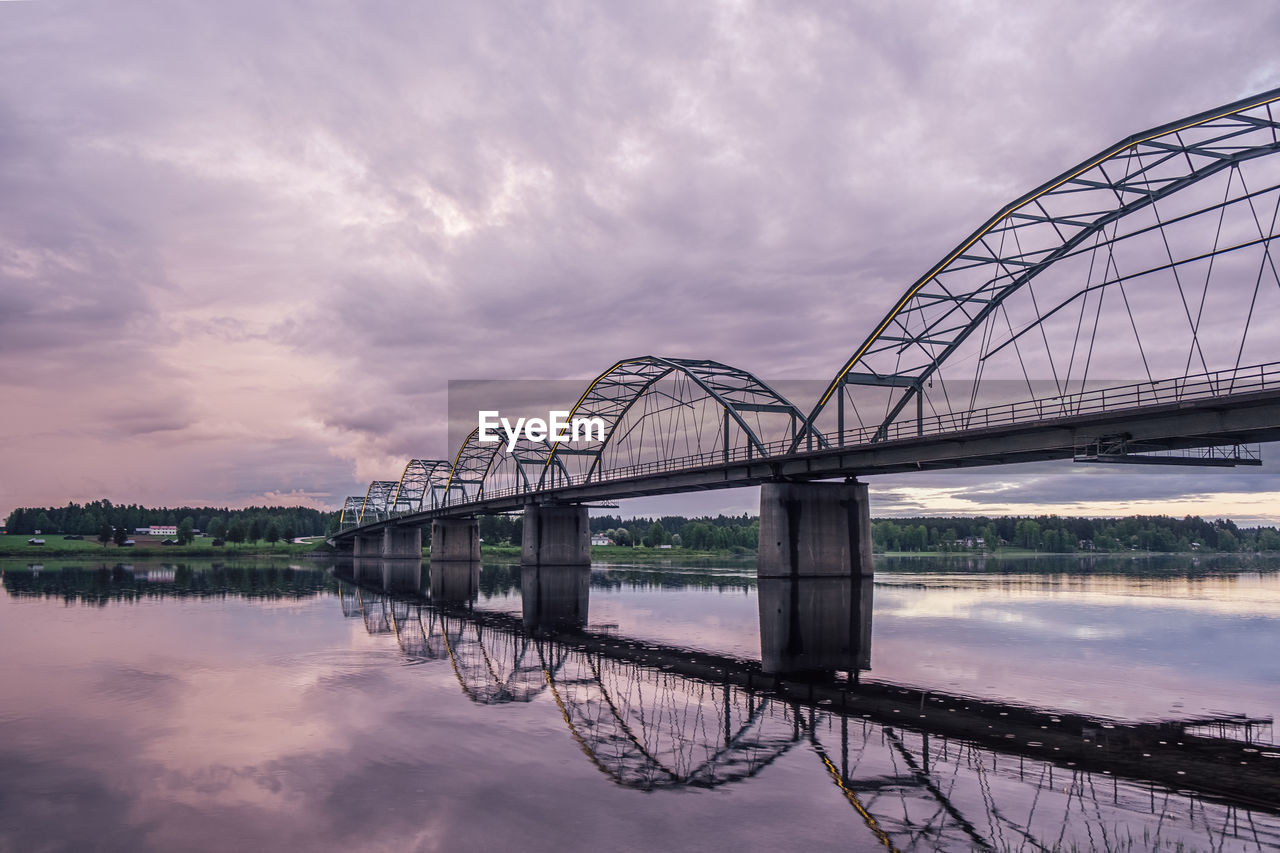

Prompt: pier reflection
[
  {"left": 758, "top": 575, "right": 872, "bottom": 675},
  {"left": 429, "top": 559, "right": 480, "bottom": 603},
  {"left": 521, "top": 563, "right": 590, "bottom": 632},
  {"left": 335, "top": 561, "right": 1280, "bottom": 852}
]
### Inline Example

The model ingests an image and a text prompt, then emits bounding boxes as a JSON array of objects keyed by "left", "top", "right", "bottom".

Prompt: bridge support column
[
  {"left": 353, "top": 532, "right": 382, "bottom": 559},
  {"left": 381, "top": 526, "right": 422, "bottom": 559},
  {"left": 521, "top": 504, "right": 590, "bottom": 568},
  {"left": 430, "top": 518, "right": 480, "bottom": 562},
  {"left": 758, "top": 480, "right": 873, "bottom": 579},
  {"left": 757, "top": 480, "right": 874, "bottom": 675}
]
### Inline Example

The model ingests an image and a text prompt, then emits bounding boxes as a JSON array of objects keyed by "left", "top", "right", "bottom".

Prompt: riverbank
[
  {"left": 485, "top": 543, "right": 1257, "bottom": 561},
  {"left": 7, "top": 533, "right": 1262, "bottom": 563},
  {"left": 0, "top": 534, "right": 324, "bottom": 558},
  {"left": 1, "top": 537, "right": 743, "bottom": 564},
  {"left": 877, "top": 546, "right": 1268, "bottom": 557},
  {"left": 475, "top": 544, "right": 755, "bottom": 563}
]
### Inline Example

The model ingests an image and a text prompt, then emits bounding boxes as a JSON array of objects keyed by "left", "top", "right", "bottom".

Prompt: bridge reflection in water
[{"left": 336, "top": 558, "right": 1279, "bottom": 852}]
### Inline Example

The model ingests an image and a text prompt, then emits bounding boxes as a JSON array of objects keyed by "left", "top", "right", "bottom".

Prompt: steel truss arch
[
  {"left": 444, "top": 428, "right": 572, "bottom": 505},
  {"left": 338, "top": 495, "right": 365, "bottom": 530},
  {"left": 545, "top": 356, "right": 815, "bottom": 488},
  {"left": 802, "top": 87, "right": 1280, "bottom": 448},
  {"left": 390, "top": 459, "right": 452, "bottom": 515},
  {"left": 443, "top": 428, "right": 493, "bottom": 505},
  {"left": 358, "top": 480, "right": 399, "bottom": 524},
  {"left": 482, "top": 436, "right": 569, "bottom": 500}
]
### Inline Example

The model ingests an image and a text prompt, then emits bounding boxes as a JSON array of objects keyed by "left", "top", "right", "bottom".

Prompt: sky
[{"left": 3, "top": 0, "right": 1280, "bottom": 523}]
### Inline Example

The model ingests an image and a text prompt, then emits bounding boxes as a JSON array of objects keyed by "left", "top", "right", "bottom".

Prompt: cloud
[{"left": 1, "top": 1, "right": 1279, "bottom": 516}]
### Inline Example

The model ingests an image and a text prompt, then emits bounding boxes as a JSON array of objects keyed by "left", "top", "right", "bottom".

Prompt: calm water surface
[{"left": 1, "top": 555, "right": 1278, "bottom": 852}]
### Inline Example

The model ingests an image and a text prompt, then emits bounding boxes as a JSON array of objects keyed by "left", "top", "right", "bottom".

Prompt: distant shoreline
[{"left": 3, "top": 535, "right": 1273, "bottom": 563}]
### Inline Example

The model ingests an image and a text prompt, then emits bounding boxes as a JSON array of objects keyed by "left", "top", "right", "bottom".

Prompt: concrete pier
[
  {"left": 521, "top": 504, "right": 590, "bottom": 568},
  {"left": 381, "top": 526, "right": 422, "bottom": 559},
  {"left": 757, "top": 480, "right": 873, "bottom": 579},
  {"left": 758, "top": 576, "right": 873, "bottom": 674},
  {"left": 353, "top": 531, "right": 382, "bottom": 559},
  {"left": 431, "top": 518, "right": 481, "bottom": 563},
  {"left": 522, "top": 564, "right": 591, "bottom": 632}
]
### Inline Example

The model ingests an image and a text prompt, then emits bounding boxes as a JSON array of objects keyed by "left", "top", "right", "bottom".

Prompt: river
[{"left": 1, "top": 554, "right": 1277, "bottom": 851}]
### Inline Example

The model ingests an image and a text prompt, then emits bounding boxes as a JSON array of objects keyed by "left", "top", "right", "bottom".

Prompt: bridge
[{"left": 333, "top": 87, "right": 1280, "bottom": 572}]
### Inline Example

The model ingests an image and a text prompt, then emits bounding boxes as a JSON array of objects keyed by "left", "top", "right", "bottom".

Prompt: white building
[{"left": 149, "top": 525, "right": 178, "bottom": 537}]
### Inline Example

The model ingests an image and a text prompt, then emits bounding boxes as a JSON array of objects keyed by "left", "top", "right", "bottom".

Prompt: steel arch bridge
[{"left": 338, "top": 87, "right": 1280, "bottom": 536}]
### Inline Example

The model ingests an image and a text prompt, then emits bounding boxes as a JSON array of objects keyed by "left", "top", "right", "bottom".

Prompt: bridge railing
[
  {"left": 370, "top": 361, "right": 1280, "bottom": 517},
  {"left": 857, "top": 360, "right": 1280, "bottom": 448}
]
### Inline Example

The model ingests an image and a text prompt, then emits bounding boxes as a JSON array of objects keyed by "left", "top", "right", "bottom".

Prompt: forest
[
  {"left": 10, "top": 500, "right": 1279, "bottom": 554},
  {"left": 489, "top": 511, "right": 1280, "bottom": 554},
  {"left": 4, "top": 500, "right": 338, "bottom": 543}
]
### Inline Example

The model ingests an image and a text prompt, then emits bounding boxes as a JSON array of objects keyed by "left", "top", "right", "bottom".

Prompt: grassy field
[{"left": 0, "top": 534, "right": 326, "bottom": 558}]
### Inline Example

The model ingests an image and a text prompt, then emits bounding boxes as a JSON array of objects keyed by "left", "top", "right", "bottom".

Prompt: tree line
[
  {"left": 477, "top": 513, "right": 761, "bottom": 553},
  {"left": 11, "top": 500, "right": 1277, "bottom": 555},
  {"left": 481, "top": 511, "right": 1280, "bottom": 554},
  {"left": 4, "top": 500, "right": 340, "bottom": 544},
  {"left": 871, "top": 514, "right": 1279, "bottom": 553}
]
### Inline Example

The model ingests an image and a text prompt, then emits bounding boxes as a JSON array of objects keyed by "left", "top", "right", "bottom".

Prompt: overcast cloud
[{"left": 3, "top": 1, "right": 1280, "bottom": 521}]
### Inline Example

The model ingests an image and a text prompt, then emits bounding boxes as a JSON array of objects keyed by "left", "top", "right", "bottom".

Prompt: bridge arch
[
  {"left": 445, "top": 432, "right": 588, "bottom": 503},
  {"left": 802, "top": 87, "right": 1280, "bottom": 448},
  {"left": 484, "top": 436, "right": 572, "bottom": 499},
  {"left": 338, "top": 495, "right": 366, "bottom": 530},
  {"left": 390, "top": 459, "right": 452, "bottom": 515},
  {"left": 440, "top": 425, "right": 579, "bottom": 506},
  {"left": 357, "top": 480, "right": 398, "bottom": 524},
  {"left": 543, "top": 356, "right": 815, "bottom": 489}
]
